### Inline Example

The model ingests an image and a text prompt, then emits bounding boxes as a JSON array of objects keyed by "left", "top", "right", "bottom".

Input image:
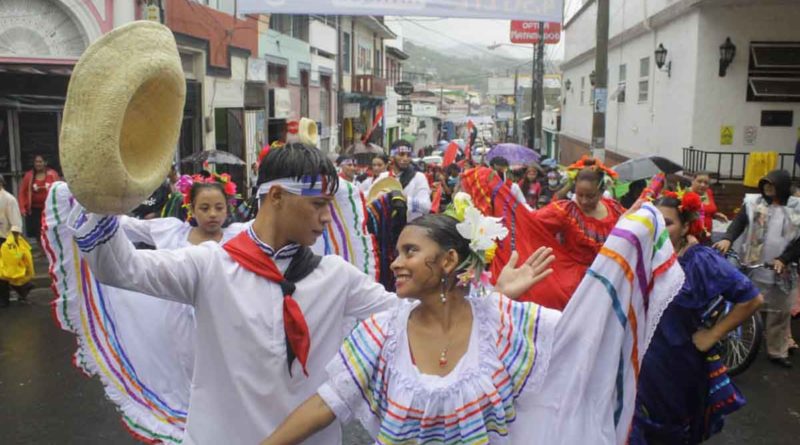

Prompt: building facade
[
  {"left": 560, "top": 0, "right": 800, "bottom": 172},
  {"left": 0, "top": 0, "right": 139, "bottom": 194},
  {"left": 166, "top": 0, "right": 260, "bottom": 191},
  {"left": 339, "top": 16, "right": 395, "bottom": 152},
  {"left": 261, "top": 15, "right": 339, "bottom": 153}
]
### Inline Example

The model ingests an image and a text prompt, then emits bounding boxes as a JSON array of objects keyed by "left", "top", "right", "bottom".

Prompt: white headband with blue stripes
[{"left": 257, "top": 175, "right": 331, "bottom": 198}]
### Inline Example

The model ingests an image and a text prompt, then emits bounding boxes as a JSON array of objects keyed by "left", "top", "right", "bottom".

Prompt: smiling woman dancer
[{"left": 262, "top": 194, "right": 684, "bottom": 445}]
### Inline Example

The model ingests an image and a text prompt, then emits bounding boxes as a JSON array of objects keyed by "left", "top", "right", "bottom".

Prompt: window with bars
[
  {"left": 638, "top": 57, "right": 649, "bottom": 103},
  {"left": 268, "top": 64, "right": 287, "bottom": 87},
  {"left": 616, "top": 64, "right": 626, "bottom": 103},
  {"left": 747, "top": 42, "right": 800, "bottom": 102},
  {"left": 342, "top": 33, "right": 351, "bottom": 73},
  {"left": 269, "top": 15, "right": 309, "bottom": 42},
  {"left": 580, "top": 76, "right": 585, "bottom": 105},
  {"left": 320, "top": 76, "right": 331, "bottom": 128}
]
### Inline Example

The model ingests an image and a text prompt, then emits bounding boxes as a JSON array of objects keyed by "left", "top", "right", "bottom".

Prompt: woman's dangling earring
[{"left": 440, "top": 277, "right": 447, "bottom": 304}]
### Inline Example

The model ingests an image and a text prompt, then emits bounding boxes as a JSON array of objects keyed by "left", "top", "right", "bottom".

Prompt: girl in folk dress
[
  {"left": 632, "top": 192, "right": 763, "bottom": 444},
  {"left": 263, "top": 197, "right": 683, "bottom": 445},
  {"left": 45, "top": 179, "right": 248, "bottom": 443}
]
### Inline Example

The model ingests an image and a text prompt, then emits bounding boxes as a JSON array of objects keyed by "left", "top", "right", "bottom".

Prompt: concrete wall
[
  {"left": 563, "top": 1, "right": 800, "bottom": 165},
  {"left": 565, "top": 0, "right": 687, "bottom": 61},
  {"left": 167, "top": 0, "right": 258, "bottom": 70},
  {"left": 691, "top": 4, "right": 800, "bottom": 154},
  {"left": 602, "top": 9, "right": 700, "bottom": 162},
  {"left": 561, "top": 57, "right": 595, "bottom": 148},
  {"left": 262, "top": 29, "right": 311, "bottom": 82}
]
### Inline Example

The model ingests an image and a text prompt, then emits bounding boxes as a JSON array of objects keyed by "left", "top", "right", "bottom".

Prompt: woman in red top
[
  {"left": 19, "top": 155, "right": 60, "bottom": 253},
  {"left": 518, "top": 165, "right": 543, "bottom": 208},
  {"left": 459, "top": 163, "right": 625, "bottom": 311},
  {"left": 533, "top": 167, "right": 626, "bottom": 288},
  {"left": 689, "top": 172, "right": 727, "bottom": 240}
]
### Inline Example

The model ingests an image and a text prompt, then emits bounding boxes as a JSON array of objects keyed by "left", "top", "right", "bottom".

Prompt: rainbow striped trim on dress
[
  {"left": 580, "top": 205, "right": 683, "bottom": 443},
  {"left": 320, "top": 293, "right": 557, "bottom": 445},
  {"left": 44, "top": 182, "right": 186, "bottom": 444},
  {"left": 318, "top": 179, "right": 378, "bottom": 280}
]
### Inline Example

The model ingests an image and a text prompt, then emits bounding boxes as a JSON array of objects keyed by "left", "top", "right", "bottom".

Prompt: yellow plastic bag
[
  {"left": 0, "top": 234, "right": 35, "bottom": 286},
  {"left": 743, "top": 151, "right": 778, "bottom": 187}
]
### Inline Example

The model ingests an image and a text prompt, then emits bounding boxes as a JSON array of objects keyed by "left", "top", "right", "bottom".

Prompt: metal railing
[
  {"left": 682, "top": 146, "right": 800, "bottom": 182},
  {"left": 352, "top": 75, "right": 388, "bottom": 97}
]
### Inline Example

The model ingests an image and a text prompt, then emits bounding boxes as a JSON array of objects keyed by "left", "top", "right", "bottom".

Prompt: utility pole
[
  {"left": 512, "top": 67, "right": 519, "bottom": 143},
  {"left": 591, "top": 0, "right": 610, "bottom": 162},
  {"left": 533, "top": 23, "right": 545, "bottom": 154}
]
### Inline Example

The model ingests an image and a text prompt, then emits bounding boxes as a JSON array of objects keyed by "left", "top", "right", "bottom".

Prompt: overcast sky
[{"left": 386, "top": 17, "right": 565, "bottom": 62}]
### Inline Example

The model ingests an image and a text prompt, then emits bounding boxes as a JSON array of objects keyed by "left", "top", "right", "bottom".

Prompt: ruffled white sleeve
[
  {"left": 489, "top": 293, "right": 561, "bottom": 404},
  {"left": 70, "top": 207, "right": 208, "bottom": 306},
  {"left": 317, "top": 310, "right": 395, "bottom": 427}
]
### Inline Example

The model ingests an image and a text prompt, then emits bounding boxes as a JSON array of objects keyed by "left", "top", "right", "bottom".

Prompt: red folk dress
[
  {"left": 699, "top": 188, "right": 718, "bottom": 237},
  {"left": 459, "top": 167, "right": 626, "bottom": 311}
]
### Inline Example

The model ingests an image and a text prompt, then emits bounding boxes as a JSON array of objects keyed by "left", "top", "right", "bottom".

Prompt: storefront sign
[
  {"left": 394, "top": 81, "right": 414, "bottom": 96},
  {"left": 238, "top": 0, "right": 563, "bottom": 21},
  {"left": 344, "top": 103, "right": 361, "bottom": 119},
  {"left": 412, "top": 103, "right": 438, "bottom": 118},
  {"left": 398, "top": 100, "right": 412, "bottom": 115},
  {"left": 510, "top": 21, "right": 561, "bottom": 44}
]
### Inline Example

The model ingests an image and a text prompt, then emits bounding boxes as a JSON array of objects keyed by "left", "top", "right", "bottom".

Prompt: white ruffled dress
[
  {"left": 317, "top": 202, "right": 684, "bottom": 445},
  {"left": 319, "top": 291, "right": 561, "bottom": 444}
]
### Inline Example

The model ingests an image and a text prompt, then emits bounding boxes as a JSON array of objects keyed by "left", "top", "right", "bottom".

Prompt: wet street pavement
[{"left": 2, "top": 288, "right": 799, "bottom": 444}]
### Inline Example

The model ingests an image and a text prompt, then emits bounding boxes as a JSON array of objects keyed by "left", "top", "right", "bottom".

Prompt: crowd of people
[{"left": 34, "top": 136, "right": 800, "bottom": 445}]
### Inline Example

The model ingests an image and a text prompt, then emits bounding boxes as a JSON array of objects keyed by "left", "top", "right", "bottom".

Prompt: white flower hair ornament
[{"left": 446, "top": 193, "right": 508, "bottom": 286}]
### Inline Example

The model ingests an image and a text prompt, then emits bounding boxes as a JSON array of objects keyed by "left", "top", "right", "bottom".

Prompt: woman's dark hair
[
  {"left": 576, "top": 167, "right": 605, "bottom": 191},
  {"left": 189, "top": 182, "right": 227, "bottom": 206},
  {"left": 489, "top": 156, "right": 510, "bottom": 168},
  {"left": 445, "top": 163, "right": 460, "bottom": 176},
  {"left": 407, "top": 214, "right": 472, "bottom": 280},
  {"left": 258, "top": 142, "right": 339, "bottom": 195},
  {"left": 373, "top": 154, "right": 390, "bottom": 165},
  {"left": 653, "top": 196, "right": 691, "bottom": 225}
]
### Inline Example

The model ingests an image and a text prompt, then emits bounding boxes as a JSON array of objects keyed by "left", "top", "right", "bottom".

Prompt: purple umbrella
[{"left": 486, "top": 143, "right": 541, "bottom": 166}]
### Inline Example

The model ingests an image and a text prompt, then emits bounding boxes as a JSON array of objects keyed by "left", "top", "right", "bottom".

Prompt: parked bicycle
[{"left": 700, "top": 251, "right": 771, "bottom": 375}]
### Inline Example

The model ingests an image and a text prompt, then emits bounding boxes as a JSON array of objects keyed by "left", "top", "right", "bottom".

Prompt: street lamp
[
  {"left": 719, "top": 37, "right": 736, "bottom": 77},
  {"left": 654, "top": 43, "right": 671, "bottom": 77},
  {"left": 589, "top": 70, "right": 596, "bottom": 87},
  {"left": 565, "top": 79, "right": 571, "bottom": 91}
]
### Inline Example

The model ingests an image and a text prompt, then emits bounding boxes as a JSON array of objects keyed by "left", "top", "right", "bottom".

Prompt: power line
[{"left": 396, "top": 17, "right": 524, "bottom": 63}]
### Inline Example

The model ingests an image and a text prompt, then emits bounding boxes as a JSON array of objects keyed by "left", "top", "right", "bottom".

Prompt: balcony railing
[
  {"left": 682, "top": 146, "right": 800, "bottom": 182},
  {"left": 352, "top": 75, "right": 387, "bottom": 97}
]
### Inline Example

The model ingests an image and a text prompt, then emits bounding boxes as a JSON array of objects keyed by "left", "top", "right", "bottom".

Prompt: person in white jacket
[{"left": 374, "top": 139, "right": 431, "bottom": 221}]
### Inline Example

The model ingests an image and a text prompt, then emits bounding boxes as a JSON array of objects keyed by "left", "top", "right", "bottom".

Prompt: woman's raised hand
[{"left": 495, "top": 247, "right": 555, "bottom": 300}]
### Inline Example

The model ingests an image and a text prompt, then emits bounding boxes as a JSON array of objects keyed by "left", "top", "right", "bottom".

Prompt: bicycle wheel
[{"left": 721, "top": 313, "right": 764, "bottom": 376}]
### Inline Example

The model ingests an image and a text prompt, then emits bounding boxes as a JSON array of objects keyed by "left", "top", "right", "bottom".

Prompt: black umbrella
[
  {"left": 613, "top": 156, "right": 683, "bottom": 182},
  {"left": 180, "top": 149, "right": 246, "bottom": 166}
]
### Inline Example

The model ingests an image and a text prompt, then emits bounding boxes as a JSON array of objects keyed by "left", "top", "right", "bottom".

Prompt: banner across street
[{"left": 237, "top": 0, "right": 564, "bottom": 21}]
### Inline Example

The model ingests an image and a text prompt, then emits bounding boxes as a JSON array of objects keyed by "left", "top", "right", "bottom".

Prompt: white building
[{"left": 560, "top": 0, "right": 800, "bottom": 177}]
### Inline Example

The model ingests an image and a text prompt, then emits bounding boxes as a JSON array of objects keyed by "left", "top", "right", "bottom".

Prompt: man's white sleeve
[{"left": 72, "top": 212, "right": 204, "bottom": 305}]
